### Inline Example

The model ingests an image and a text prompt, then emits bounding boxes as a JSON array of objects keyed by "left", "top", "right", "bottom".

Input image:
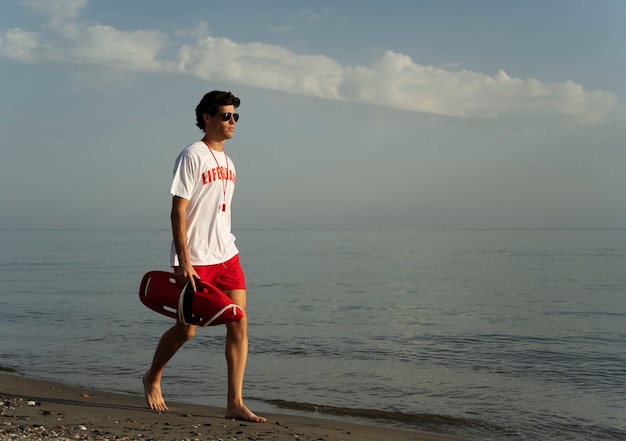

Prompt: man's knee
[
  {"left": 174, "top": 323, "right": 196, "bottom": 342},
  {"left": 227, "top": 316, "right": 248, "bottom": 340}
]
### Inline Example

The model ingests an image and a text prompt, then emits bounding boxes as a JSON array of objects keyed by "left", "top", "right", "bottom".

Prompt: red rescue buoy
[{"left": 139, "top": 271, "right": 243, "bottom": 326}]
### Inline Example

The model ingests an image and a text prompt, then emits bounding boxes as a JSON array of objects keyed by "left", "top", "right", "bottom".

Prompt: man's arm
[{"left": 171, "top": 196, "right": 199, "bottom": 289}]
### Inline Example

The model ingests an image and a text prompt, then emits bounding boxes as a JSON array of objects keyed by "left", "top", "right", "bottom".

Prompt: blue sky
[{"left": 1, "top": 0, "right": 624, "bottom": 230}]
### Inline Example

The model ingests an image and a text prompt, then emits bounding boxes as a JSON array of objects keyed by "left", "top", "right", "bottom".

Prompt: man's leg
[
  {"left": 223, "top": 289, "right": 266, "bottom": 422},
  {"left": 143, "top": 321, "right": 196, "bottom": 411}
]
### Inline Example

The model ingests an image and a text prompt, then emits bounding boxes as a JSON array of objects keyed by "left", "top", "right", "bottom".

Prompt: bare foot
[
  {"left": 143, "top": 373, "right": 168, "bottom": 411},
  {"left": 225, "top": 404, "right": 266, "bottom": 423}
]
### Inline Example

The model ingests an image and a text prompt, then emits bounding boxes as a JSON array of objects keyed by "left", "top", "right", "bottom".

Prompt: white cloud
[
  {"left": 0, "top": 28, "right": 41, "bottom": 63},
  {"left": 21, "top": 0, "right": 87, "bottom": 29},
  {"left": 68, "top": 25, "right": 168, "bottom": 70},
  {"left": 338, "top": 53, "right": 616, "bottom": 123},
  {"left": 0, "top": 0, "right": 618, "bottom": 124},
  {"left": 297, "top": 8, "right": 328, "bottom": 23},
  {"left": 176, "top": 37, "right": 343, "bottom": 99}
]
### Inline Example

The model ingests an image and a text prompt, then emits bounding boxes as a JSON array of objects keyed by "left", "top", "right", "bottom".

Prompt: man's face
[{"left": 204, "top": 105, "right": 237, "bottom": 140}]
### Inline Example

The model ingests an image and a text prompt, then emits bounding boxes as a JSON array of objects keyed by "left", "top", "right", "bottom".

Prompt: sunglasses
[{"left": 215, "top": 112, "right": 239, "bottom": 122}]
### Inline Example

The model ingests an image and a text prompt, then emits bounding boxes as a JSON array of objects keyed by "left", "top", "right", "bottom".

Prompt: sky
[{"left": 1, "top": 0, "right": 625, "bottom": 230}]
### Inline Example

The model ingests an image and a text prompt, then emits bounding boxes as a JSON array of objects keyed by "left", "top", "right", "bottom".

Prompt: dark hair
[{"left": 195, "top": 91, "right": 241, "bottom": 131}]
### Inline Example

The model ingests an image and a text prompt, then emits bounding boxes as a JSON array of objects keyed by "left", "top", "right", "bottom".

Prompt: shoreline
[{"left": 0, "top": 372, "right": 470, "bottom": 441}]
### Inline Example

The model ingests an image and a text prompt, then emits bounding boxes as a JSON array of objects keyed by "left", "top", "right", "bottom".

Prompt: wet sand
[{"left": 0, "top": 372, "right": 471, "bottom": 441}]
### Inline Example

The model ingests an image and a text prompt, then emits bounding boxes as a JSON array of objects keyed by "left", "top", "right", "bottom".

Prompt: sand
[{"left": 0, "top": 372, "right": 471, "bottom": 441}]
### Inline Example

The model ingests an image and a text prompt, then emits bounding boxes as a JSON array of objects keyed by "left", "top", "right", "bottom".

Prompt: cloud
[
  {"left": 297, "top": 8, "right": 329, "bottom": 23},
  {"left": 0, "top": 0, "right": 618, "bottom": 124},
  {"left": 340, "top": 54, "right": 616, "bottom": 124},
  {"left": 176, "top": 37, "right": 344, "bottom": 99},
  {"left": 21, "top": 0, "right": 86, "bottom": 23},
  {"left": 0, "top": 28, "right": 41, "bottom": 63}
]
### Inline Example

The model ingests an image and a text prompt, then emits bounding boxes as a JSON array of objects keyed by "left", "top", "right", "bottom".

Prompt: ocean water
[{"left": 0, "top": 228, "right": 625, "bottom": 441}]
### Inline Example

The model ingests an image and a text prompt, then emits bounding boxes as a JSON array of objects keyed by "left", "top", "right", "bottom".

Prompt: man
[{"left": 143, "top": 90, "right": 265, "bottom": 423}]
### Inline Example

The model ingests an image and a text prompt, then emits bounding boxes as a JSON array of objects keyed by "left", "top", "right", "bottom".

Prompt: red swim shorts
[{"left": 178, "top": 254, "right": 246, "bottom": 291}]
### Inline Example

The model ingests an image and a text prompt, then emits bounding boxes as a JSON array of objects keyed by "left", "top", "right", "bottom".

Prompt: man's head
[{"left": 195, "top": 91, "right": 241, "bottom": 131}]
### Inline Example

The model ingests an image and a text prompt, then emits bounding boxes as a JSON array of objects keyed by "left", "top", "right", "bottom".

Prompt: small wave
[
  {"left": 265, "top": 399, "right": 626, "bottom": 441},
  {"left": 266, "top": 399, "right": 503, "bottom": 435},
  {"left": 0, "top": 365, "right": 18, "bottom": 373}
]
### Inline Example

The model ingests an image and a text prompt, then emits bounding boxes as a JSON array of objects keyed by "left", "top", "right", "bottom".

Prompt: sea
[{"left": 0, "top": 228, "right": 625, "bottom": 441}]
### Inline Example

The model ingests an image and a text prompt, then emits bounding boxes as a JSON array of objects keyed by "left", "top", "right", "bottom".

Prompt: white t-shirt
[{"left": 169, "top": 141, "right": 238, "bottom": 266}]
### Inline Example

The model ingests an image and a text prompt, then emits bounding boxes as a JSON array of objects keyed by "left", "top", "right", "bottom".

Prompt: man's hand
[{"left": 177, "top": 265, "right": 200, "bottom": 291}]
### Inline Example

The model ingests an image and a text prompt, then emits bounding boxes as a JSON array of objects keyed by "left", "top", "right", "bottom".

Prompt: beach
[
  {"left": 1, "top": 228, "right": 625, "bottom": 441},
  {"left": 0, "top": 372, "right": 468, "bottom": 441}
]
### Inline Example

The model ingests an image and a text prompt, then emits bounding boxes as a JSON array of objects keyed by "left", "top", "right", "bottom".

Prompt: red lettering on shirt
[{"left": 202, "top": 167, "right": 236, "bottom": 185}]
